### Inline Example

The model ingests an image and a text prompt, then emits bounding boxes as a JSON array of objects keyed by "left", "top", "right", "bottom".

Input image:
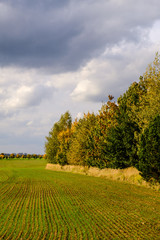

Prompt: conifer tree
[{"left": 138, "top": 115, "right": 160, "bottom": 182}]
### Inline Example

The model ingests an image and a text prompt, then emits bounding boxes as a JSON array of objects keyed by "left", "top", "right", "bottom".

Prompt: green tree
[
  {"left": 27, "top": 154, "right": 31, "bottom": 159},
  {"left": 109, "top": 54, "right": 160, "bottom": 169},
  {"left": 105, "top": 86, "right": 141, "bottom": 168},
  {"left": 106, "top": 111, "right": 139, "bottom": 169},
  {"left": 45, "top": 122, "right": 60, "bottom": 163},
  {"left": 56, "top": 127, "right": 71, "bottom": 166},
  {"left": 139, "top": 53, "right": 160, "bottom": 129},
  {"left": 124, "top": 53, "right": 160, "bottom": 132},
  {"left": 45, "top": 111, "right": 72, "bottom": 164},
  {"left": 137, "top": 115, "right": 160, "bottom": 182},
  {"left": 10, "top": 153, "right": 15, "bottom": 159},
  {"left": 67, "top": 112, "right": 98, "bottom": 167}
]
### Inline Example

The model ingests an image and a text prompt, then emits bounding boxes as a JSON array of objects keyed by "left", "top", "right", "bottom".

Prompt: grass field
[{"left": 0, "top": 159, "right": 160, "bottom": 239}]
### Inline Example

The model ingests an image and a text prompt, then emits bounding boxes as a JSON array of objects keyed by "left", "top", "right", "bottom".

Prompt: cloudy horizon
[{"left": 0, "top": 0, "right": 160, "bottom": 154}]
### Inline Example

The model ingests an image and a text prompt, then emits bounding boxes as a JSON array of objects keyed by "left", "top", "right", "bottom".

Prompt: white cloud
[
  {"left": 71, "top": 79, "right": 100, "bottom": 101},
  {"left": 5, "top": 85, "right": 33, "bottom": 108},
  {"left": 149, "top": 20, "right": 160, "bottom": 43}
]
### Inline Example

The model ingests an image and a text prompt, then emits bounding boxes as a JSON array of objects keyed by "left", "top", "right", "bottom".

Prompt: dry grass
[{"left": 46, "top": 164, "right": 160, "bottom": 190}]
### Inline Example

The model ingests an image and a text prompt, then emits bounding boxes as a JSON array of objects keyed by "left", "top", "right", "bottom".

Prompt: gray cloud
[{"left": 0, "top": 0, "right": 160, "bottom": 72}]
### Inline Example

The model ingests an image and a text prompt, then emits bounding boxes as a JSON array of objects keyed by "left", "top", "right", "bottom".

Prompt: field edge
[{"left": 46, "top": 163, "right": 160, "bottom": 190}]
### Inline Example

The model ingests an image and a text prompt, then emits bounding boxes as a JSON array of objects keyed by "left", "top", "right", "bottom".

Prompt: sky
[{"left": 0, "top": 0, "right": 160, "bottom": 154}]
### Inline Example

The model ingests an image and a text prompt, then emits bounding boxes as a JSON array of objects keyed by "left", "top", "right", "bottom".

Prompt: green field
[{"left": 0, "top": 159, "right": 160, "bottom": 239}]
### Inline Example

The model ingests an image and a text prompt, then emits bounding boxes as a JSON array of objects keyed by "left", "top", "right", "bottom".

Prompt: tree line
[
  {"left": 45, "top": 54, "right": 160, "bottom": 183},
  {"left": 0, "top": 153, "right": 46, "bottom": 159}
]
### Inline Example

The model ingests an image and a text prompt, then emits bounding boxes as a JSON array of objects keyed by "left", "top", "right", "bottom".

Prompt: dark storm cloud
[
  {"left": 0, "top": 0, "right": 160, "bottom": 72},
  {"left": 0, "top": 1, "right": 80, "bottom": 70}
]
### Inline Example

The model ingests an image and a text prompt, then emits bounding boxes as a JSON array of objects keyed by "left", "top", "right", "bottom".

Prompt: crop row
[
  {"left": 0, "top": 169, "right": 160, "bottom": 239},
  {"left": 0, "top": 170, "right": 10, "bottom": 182}
]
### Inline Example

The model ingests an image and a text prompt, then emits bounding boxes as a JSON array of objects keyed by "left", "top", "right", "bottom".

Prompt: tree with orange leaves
[{"left": 94, "top": 96, "right": 119, "bottom": 168}]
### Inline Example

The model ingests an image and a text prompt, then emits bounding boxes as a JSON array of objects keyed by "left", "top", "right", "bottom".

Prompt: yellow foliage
[{"left": 133, "top": 54, "right": 160, "bottom": 130}]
